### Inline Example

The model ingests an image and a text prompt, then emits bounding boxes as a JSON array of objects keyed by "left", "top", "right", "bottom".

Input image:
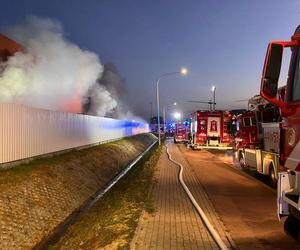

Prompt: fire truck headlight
[{"left": 265, "top": 154, "right": 272, "bottom": 159}]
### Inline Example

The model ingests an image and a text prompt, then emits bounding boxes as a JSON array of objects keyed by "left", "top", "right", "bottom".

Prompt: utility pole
[
  {"left": 149, "top": 102, "right": 153, "bottom": 123},
  {"left": 212, "top": 86, "right": 216, "bottom": 111}
]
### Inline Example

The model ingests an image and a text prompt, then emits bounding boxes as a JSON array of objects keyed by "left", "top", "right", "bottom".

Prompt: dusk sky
[{"left": 1, "top": 0, "right": 300, "bottom": 121}]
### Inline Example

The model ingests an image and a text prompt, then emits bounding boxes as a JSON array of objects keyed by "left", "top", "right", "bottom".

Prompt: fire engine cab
[
  {"left": 260, "top": 25, "right": 300, "bottom": 237},
  {"left": 189, "top": 110, "right": 232, "bottom": 149}
]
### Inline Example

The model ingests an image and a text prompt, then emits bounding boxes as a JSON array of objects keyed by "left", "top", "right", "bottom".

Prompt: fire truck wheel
[
  {"left": 268, "top": 164, "right": 277, "bottom": 188},
  {"left": 238, "top": 152, "right": 246, "bottom": 168},
  {"left": 284, "top": 215, "right": 300, "bottom": 240}
]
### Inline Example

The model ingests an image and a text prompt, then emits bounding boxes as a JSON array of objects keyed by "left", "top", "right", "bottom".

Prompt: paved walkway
[{"left": 131, "top": 142, "right": 234, "bottom": 250}]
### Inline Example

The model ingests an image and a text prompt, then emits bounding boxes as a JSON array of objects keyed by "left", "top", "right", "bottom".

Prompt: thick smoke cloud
[
  {"left": 85, "top": 84, "right": 118, "bottom": 116},
  {"left": 98, "top": 63, "right": 127, "bottom": 99},
  {"left": 0, "top": 16, "right": 117, "bottom": 115},
  {"left": 84, "top": 63, "right": 146, "bottom": 123},
  {"left": 85, "top": 63, "right": 125, "bottom": 116},
  {"left": 86, "top": 63, "right": 144, "bottom": 122}
]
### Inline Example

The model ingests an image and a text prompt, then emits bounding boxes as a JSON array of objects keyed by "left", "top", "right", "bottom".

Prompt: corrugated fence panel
[{"left": 0, "top": 103, "right": 149, "bottom": 164}]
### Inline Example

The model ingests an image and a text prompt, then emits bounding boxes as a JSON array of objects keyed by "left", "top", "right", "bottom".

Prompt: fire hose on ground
[{"left": 165, "top": 142, "right": 230, "bottom": 250}]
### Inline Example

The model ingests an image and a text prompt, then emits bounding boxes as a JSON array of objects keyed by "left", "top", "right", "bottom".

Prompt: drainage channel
[{"left": 34, "top": 140, "right": 157, "bottom": 249}]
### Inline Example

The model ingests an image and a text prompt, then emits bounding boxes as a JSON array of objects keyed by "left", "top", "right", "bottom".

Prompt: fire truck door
[{"left": 285, "top": 50, "right": 300, "bottom": 171}]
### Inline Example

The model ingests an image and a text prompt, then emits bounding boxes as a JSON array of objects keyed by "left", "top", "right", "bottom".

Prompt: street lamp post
[
  {"left": 156, "top": 68, "right": 187, "bottom": 145},
  {"left": 212, "top": 86, "right": 216, "bottom": 111},
  {"left": 149, "top": 102, "right": 153, "bottom": 123},
  {"left": 163, "top": 102, "right": 177, "bottom": 133}
]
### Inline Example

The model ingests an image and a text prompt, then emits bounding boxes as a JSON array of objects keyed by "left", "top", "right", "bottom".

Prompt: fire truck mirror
[{"left": 262, "top": 43, "right": 283, "bottom": 98}]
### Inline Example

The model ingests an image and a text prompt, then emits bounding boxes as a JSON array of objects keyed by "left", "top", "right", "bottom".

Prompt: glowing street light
[
  {"left": 180, "top": 67, "right": 188, "bottom": 76},
  {"left": 156, "top": 68, "right": 188, "bottom": 145},
  {"left": 173, "top": 112, "right": 181, "bottom": 120}
]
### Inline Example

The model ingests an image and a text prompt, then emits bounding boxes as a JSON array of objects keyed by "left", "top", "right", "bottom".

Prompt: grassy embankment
[{"left": 49, "top": 142, "right": 162, "bottom": 250}]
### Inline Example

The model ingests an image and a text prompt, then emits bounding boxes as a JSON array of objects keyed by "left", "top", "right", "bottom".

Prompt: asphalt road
[{"left": 175, "top": 143, "right": 300, "bottom": 250}]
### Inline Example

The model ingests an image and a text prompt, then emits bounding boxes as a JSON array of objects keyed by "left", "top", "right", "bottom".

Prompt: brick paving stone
[
  {"left": 172, "top": 144, "right": 236, "bottom": 249},
  {"left": 131, "top": 142, "right": 233, "bottom": 250}
]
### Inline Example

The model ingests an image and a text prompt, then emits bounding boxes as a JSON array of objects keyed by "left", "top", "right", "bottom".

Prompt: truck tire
[
  {"left": 284, "top": 215, "right": 300, "bottom": 241},
  {"left": 268, "top": 164, "right": 277, "bottom": 188},
  {"left": 239, "top": 152, "right": 246, "bottom": 168}
]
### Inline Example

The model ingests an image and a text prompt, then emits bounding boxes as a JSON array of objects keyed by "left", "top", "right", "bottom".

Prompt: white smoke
[
  {"left": 117, "top": 110, "right": 147, "bottom": 124},
  {"left": 91, "top": 63, "right": 146, "bottom": 123},
  {"left": 87, "top": 84, "right": 117, "bottom": 116},
  {"left": 0, "top": 16, "right": 117, "bottom": 115}
]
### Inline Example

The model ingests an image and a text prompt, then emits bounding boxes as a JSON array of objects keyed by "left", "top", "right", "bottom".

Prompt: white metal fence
[{"left": 0, "top": 103, "right": 149, "bottom": 165}]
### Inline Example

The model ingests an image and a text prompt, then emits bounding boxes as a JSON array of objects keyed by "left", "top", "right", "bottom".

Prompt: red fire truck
[
  {"left": 236, "top": 94, "right": 282, "bottom": 187},
  {"left": 189, "top": 110, "right": 232, "bottom": 149},
  {"left": 259, "top": 25, "right": 300, "bottom": 237},
  {"left": 235, "top": 110, "right": 260, "bottom": 149},
  {"left": 174, "top": 123, "right": 189, "bottom": 143}
]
